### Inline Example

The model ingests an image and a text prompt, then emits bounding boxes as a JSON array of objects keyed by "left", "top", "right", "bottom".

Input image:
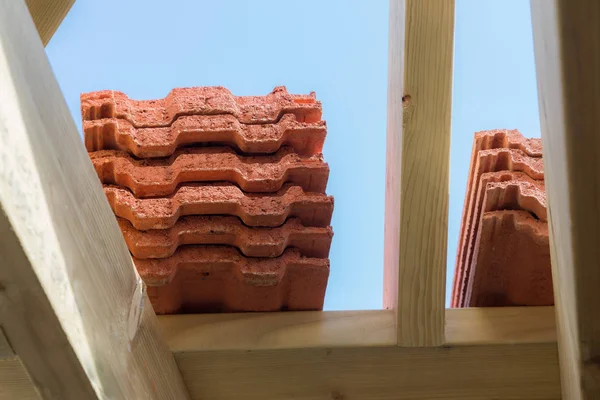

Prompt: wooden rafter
[
  {"left": 531, "top": 0, "right": 600, "bottom": 398},
  {"left": 0, "top": 1, "right": 189, "bottom": 398},
  {"left": 25, "top": 0, "right": 75, "bottom": 46}
]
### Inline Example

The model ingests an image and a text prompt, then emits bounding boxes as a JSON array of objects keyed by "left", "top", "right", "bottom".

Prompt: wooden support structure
[
  {"left": 169, "top": 311, "right": 559, "bottom": 400},
  {"left": 25, "top": 0, "right": 75, "bottom": 46},
  {"left": 2, "top": 308, "right": 561, "bottom": 399},
  {"left": 0, "top": 1, "right": 189, "bottom": 398},
  {"left": 384, "top": 0, "right": 455, "bottom": 346},
  {"left": 531, "top": 1, "right": 600, "bottom": 398},
  {"left": 5, "top": 0, "right": 600, "bottom": 397}
]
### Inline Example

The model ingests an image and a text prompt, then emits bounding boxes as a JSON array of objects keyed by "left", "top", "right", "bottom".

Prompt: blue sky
[{"left": 46, "top": 0, "right": 540, "bottom": 310}]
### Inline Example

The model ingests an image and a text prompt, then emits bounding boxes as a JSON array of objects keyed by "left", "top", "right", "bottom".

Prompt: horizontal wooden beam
[
  {"left": 175, "top": 342, "right": 559, "bottom": 400},
  {"left": 0, "top": 308, "right": 560, "bottom": 399},
  {"left": 445, "top": 307, "right": 556, "bottom": 346},
  {"left": 24, "top": 0, "right": 75, "bottom": 46},
  {"left": 140, "top": 308, "right": 563, "bottom": 399},
  {"left": 0, "top": 1, "right": 189, "bottom": 399},
  {"left": 531, "top": 0, "right": 600, "bottom": 398},
  {"left": 161, "top": 307, "right": 557, "bottom": 352}
]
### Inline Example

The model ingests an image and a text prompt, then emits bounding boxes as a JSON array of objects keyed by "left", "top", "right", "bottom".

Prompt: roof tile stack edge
[
  {"left": 143, "top": 247, "right": 329, "bottom": 314},
  {"left": 452, "top": 129, "right": 552, "bottom": 308},
  {"left": 119, "top": 217, "right": 333, "bottom": 259},
  {"left": 83, "top": 114, "right": 327, "bottom": 157},
  {"left": 104, "top": 184, "right": 334, "bottom": 230},
  {"left": 82, "top": 86, "right": 334, "bottom": 314},
  {"left": 90, "top": 147, "right": 329, "bottom": 196},
  {"left": 81, "top": 86, "right": 322, "bottom": 127}
]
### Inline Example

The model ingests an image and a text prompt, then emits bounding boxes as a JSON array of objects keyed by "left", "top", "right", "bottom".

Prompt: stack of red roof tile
[
  {"left": 451, "top": 129, "right": 553, "bottom": 307},
  {"left": 81, "top": 86, "right": 334, "bottom": 314}
]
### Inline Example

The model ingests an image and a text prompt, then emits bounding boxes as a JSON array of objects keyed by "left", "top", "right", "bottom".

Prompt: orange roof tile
[
  {"left": 81, "top": 86, "right": 321, "bottom": 127},
  {"left": 118, "top": 216, "right": 333, "bottom": 259},
  {"left": 84, "top": 113, "right": 326, "bottom": 157},
  {"left": 452, "top": 130, "right": 552, "bottom": 308},
  {"left": 90, "top": 146, "right": 329, "bottom": 196}
]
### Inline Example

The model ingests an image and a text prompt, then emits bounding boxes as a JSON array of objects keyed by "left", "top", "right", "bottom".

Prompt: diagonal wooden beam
[
  {"left": 0, "top": 1, "right": 189, "bottom": 398},
  {"left": 531, "top": 1, "right": 600, "bottom": 398},
  {"left": 25, "top": 0, "right": 75, "bottom": 46},
  {"left": 384, "top": 0, "right": 455, "bottom": 346}
]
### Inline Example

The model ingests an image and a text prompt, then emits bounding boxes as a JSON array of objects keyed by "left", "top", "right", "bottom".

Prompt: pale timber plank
[
  {"left": 25, "top": 0, "right": 75, "bottom": 46},
  {"left": 159, "top": 308, "right": 556, "bottom": 352},
  {"left": 0, "top": 359, "right": 41, "bottom": 400},
  {"left": 0, "top": 329, "right": 40, "bottom": 400},
  {"left": 384, "top": 0, "right": 455, "bottom": 346},
  {"left": 175, "top": 343, "right": 559, "bottom": 400},
  {"left": 0, "top": 308, "right": 561, "bottom": 399},
  {"left": 0, "top": 1, "right": 189, "bottom": 398},
  {"left": 531, "top": 1, "right": 600, "bottom": 398}
]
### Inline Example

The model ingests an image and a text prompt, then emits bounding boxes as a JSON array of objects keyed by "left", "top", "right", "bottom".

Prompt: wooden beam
[
  {"left": 0, "top": 308, "right": 561, "bottom": 399},
  {"left": 0, "top": 1, "right": 189, "bottom": 399},
  {"left": 160, "top": 310, "right": 397, "bottom": 350},
  {"left": 165, "top": 308, "right": 559, "bottom": 399},
  {"left": 0, "top": 329, "right": 39, "bottom": 400},
  {"left": 445, "top": 307, "right": 556, "bottom": 345},
  {"left": 159, "top": 308, "right": 556, "bottom": 352},
  {"left": 384, "top": 0, "right": 455, "bottom": 346},
  {"left": 531, "top": 1, "right": 600, "bottom": 398},
  {"left": 0, "top": 360, "right": 40, "bottom": 400},
  {"left": 174, "top": 343, "right": 559, "bottom": 400},
  {"left": 163, "top": 308, "right": 560, "bottom": 399},
  {"left": 25, "top": 0, "right": 75, "bottom": 46}
]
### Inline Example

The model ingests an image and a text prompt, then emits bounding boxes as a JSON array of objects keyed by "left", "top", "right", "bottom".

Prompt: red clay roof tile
[
  {"left": 456, "top": 129, "right": 543, "bottom": 305},
  {"left": 104, "top": 183, "right": 334, "bottom": 230},
  {"left": 90, "top": 146, "right": 329, "bottom": 197},
  {"left": 118, "top": 216, "right": 333, "bottom": 259},
  {"left": 453, "top": 148, "right": 544, "bottom": 307},
  {"left": 465, "top": 210, "right": 552, "bottom": 307},
  {"left": 454, "top": 177, "right": 548, "bottom": 307},
  {"left": 84, "top": 113, "right": 327, "bottom": 157},
  {"left": 137, "top": 247, "right": 329, "bottom": 314},
  {"left": 81, "top": 86, "right": 322, "bottom": 127},
  {"left": 452, "top": 129, "right": 552, "bottom": 308},
  {"left": 483, "top": 179, "right": 546, "bottom": 220},
  {"left": 471, "top": 129, "right": 543, "bottom": 157},
  {"left": 83, "top": 85, "right": 333, "bottom": 315}
]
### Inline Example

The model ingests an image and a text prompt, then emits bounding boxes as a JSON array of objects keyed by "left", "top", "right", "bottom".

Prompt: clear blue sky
[{"left": 46, "top": 0, "right": 541, "bottom": 310}]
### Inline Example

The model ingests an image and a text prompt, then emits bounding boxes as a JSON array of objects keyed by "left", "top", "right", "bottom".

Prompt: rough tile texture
[
  {"left": 81, "top": 86, "right": 322, "bottom": 127},
  {"left": 90, "top": 146, "right": 329, "bottom": 196},
  {"left": 105, "top": 183, "right": 334, "bottom": 230},
  {"left": 119, "top": 216, "right": 333, "bottom": 259},
  {"left": 452, "top": 130, "right": 552, "bottom": 308},
  {"left": 467, "top": 210, "right": 552, "bottom": 307},
  {"left": 82, "top": 86, "right": 333, "bottom": 314},
  {"left": 483, "top": 178, "right": 546, "bottom": 220},
  {"left": 454, "top": 149, "right": 545, "bottom": 307},
  {"left": 456, "top": 129, "right": 543, "bottom": 298},
  {"left": 84, "top": 113, "right": 327, "bottom": 157},
  {"left": 137, "top": 247, "right": 330, "bottom": 314},
  {"left": 470, "top": 129, "right": 543, "bottom": 158}
]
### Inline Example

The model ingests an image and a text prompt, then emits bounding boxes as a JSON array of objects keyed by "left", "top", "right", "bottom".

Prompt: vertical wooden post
[
  {"left": 384, "top": 0, "right": 455, "bottom": 346},
  {"left": 531, "top": 0, "right": 600, "bottom": 398}
]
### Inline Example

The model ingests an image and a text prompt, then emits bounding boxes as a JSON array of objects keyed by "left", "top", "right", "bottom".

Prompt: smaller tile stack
[
  {"left": 452, "top": 129, "right": 553, "bottom": 307},
  {"left": 81, "top": 86, "right": 334, "bottom": 314}
]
